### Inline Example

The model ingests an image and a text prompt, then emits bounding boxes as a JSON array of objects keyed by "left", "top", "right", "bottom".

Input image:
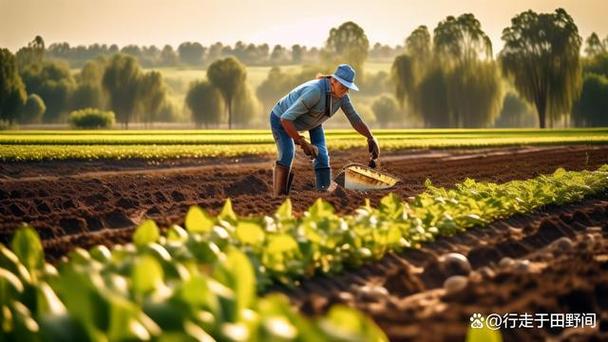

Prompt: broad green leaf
[
  {"left": 208, "top": 278, "right": 238, "bottom": 322},
  {"left": 185, "top": 206, "right": 215, "bottom": 233},
  {"left": 187, "top": 235, "right": 221, "bottom": 263},
  {"left": 214, "top": 248, "right": 256, "bottom": 319},
  {"left": 36, "top": 282, "right": 66, "bottom": 315},
  {"left": 0, "top": 268, "right": 24, "bottom": 305},
  {"left": 183, "top": 321, "right": 216, "bottom": 342},
  {"left": 11, "top": 225, "right": 44, "bottom": 273},
  {"left": 178, "top": 275, "right": 215, "bottom": 309},
  {"left": 267, "top": 235, "right": 298, "bottom": 254},
  {"left": 107, "top": 292, "right": 160, "bottom": 341},
  {"left": 133, "top": 220, "right": 160, "bottom": 247},
  {"left": 219, "top": 199, "right": 237, "bottom": 221},
  {"left": 235, "top": 221, "right": 265, "bottom": 246},
  {"left": 275, "top": 199, "right": 292, "bottom": 220},
  {"left": 379, "top": 193, "right": 403, "bottom": 218},
  {"left": 132, "top": 256, "right": 164, "bottom": 296},
  {"left": 167, "top": 224, "right": 188, "bottom": 241},
  {"left": 308, "top": 199, "right": 334, "bottom": 218},
  {"left": 90, "top": 245, "right": 112, "bottom": 263}
]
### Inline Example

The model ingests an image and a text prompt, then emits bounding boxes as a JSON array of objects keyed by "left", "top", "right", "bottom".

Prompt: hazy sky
[{"left": 1, "top": 0, "right": 607, "bottom": 53}]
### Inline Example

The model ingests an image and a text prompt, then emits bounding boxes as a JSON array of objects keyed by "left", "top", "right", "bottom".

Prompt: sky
[{"left": 1, "top": 0, "right": 607, "bottom": 54}]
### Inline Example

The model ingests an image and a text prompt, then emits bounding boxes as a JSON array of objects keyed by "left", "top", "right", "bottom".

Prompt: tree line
[
  {"left": 39, "top": 41, "right": 403, "bottom": 69},
  {"left": 2, "top": 8, "right": 608, "bottom": 129}
]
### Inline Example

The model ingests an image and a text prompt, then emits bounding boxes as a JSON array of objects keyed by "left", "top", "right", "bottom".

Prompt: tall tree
[
  {"left": 232, "top": 85, "right": 260, "bottom": 128},
  {"left": 500, "top": 8, "right": 582, "bottom": 128},
  {"left": 393, "top": 16, "right": 502, "bottom": 128},
  {"left": 102, "top": 54, "right": 142, "bottom": 128},
  {"left": 322, "top": 21, "right": 369, "bottom": 76},
  {"left": 406, "top": 25, "right": 432, "bottom": 62},
  {"left": 270, "top": 45, "right": 288, "bottom": 64},
  {"left": 186, "top": 80, "right": 224, "bottom": 128},
  {"left": 72, "top": 59, "right": 107, "bottom": 110},
  {"left": 572, "top": 73, "right": 608, "bottom": 127},
  {"left": 433, "top": 14, "right": 493, "bottom": 64},
  {"left": 391, "top": 55, "right": 417, "bottom": 109},
  {"left": 392, "top": 26, "right": 431, "bottom": 109},
  {"left": 0, "top": 49, "right": 27, "bottom": 124},
  {"left": 137, "top": 71, "right": 167, "bottom": 125},
  {"left": 206, "top": 57, "right": 247, "bottom": 129},
  {"left": 178, "top": 42, "right": 205, "bottom": 65},
  {"left": 20, "top": 60, "right": 76, "bottom": 122},
  {"left": 16, "top": 36, "right": 45, "bottom": 71},
  {"left": 207, "top": 42, "right": 224, "bottom": 63},
  {"left": 160, "top": 45, "right": 178, "bottom": 66},
  {"left": 434, "top": 14, "right": 502, "bottom": 127},
  {"left": 584, "top": 33, "right": 606, "bottom": 57},
  {"left": 291, "top": 44, "right": 303, "bottom": 64}
]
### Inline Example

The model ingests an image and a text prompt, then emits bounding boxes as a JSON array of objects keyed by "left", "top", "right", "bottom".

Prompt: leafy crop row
[
  {"left": 0, "top": 227, "right": 386, "bottom": 341},
  {"left": 171, "top": 165, "right": 608, "bottom": 289}
]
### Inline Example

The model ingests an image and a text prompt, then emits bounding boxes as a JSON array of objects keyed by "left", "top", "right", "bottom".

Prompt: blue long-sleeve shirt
[{"left": 271, "top": 78, "right": 363, "bottom": 131}]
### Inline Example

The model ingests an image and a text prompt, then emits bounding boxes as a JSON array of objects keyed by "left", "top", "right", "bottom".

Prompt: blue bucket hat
[{"left": 332, "top": 64, "right": 359, "bottom": 91}]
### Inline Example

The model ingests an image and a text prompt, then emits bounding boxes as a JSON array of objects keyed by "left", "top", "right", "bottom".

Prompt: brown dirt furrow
[{"left": 276, "top": 199, "right": 608, "bottom": 341}]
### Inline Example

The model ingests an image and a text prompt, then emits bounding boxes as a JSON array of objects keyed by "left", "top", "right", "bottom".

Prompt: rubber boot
[
  {"left": 315, "top": 167, "right": 332, "bottom": 191},
  {"left": 273, "top": 162, "right": 293, "bottom": 196}
]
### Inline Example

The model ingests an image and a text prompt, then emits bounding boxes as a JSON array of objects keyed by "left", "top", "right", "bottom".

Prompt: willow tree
[
  {"left": 102, "top": 54, "right": 142, "bottom": 128},
  {"left": 433, "top": 14, "right": 493, "bottom": 64},
  {"left": 433, "top": 13, "right": 503, "bottom": 127},
  {"left": 186, "top": 80, "right": 224, "bottom": 128},
  {"left": 137, "top": 71, "right": 168, "bottom": 126},
  {"left": 207, "top": 57, "right": 247, "bottom": 129},
  {"left": 322, "top": 21, "right": 369, "bottom": 76},
  {"left": 584, "top": 33, "right": 606, "bottom": 57},
  {"left": 392, "top": 15, "right": 503, "bottom": 128},
  {"left": 500, "top": 8, "right": 582, "bottom": 128},
  {"left": 392, "top": 26, "right": 431, "bottom": 111}
]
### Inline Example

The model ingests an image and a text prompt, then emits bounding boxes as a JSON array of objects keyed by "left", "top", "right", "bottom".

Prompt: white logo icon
[{"left": 470, "top": 313, "right": 485, "bottom": 329}]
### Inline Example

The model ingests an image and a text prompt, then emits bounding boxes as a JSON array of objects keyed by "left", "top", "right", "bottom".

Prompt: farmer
[{"left": 270, "top": 64, "right": 380, "bottom": 196}]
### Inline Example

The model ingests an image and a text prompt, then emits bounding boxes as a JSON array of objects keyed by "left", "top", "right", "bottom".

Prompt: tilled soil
[
  {"left": 1, "top": 145, "right": 608, "bottom": 341},
  {"left": 278, "top": 199, "right": 608, "bottom": 341},
  {"left": 1, "top": 145, "right": 607, "bottom": 259}
]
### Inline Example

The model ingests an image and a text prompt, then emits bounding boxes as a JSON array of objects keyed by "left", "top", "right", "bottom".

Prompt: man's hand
[
  {"left": 296, "top": 136, "right": 318, "bottom": 159},
  {"left": 368, "top": 137, "right": 380, "bottom": 159}
]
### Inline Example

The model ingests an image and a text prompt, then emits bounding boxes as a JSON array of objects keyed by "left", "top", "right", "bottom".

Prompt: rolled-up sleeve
[
  {"left": 280, "top": 87, "right": 321, "bottom": 121},
  {"left": 341, "top": 95, "right": 363, "bottom": 125}
]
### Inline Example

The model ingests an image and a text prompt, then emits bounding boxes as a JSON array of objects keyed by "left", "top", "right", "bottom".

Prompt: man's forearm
[
  {"left": 280, "top": 118, "right": 303, "bottom": 143},
  {"left": 352, "top": 120, "right": 374, "bottom": 140}
]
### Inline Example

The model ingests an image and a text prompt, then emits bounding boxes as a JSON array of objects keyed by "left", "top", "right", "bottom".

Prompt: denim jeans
[{"left": 270, "top": 112, "right": 329, "bottom": 170}]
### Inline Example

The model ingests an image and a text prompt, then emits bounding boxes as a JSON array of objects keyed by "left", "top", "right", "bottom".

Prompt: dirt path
[{"left": 1, "top": 145, "right": 608, "bottom": 259}]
